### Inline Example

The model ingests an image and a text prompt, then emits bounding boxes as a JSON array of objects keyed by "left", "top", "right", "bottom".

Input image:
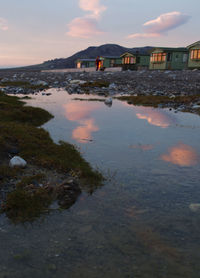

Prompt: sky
[{"left": 0, "top": 0, "right": 199, "bottom": 67}]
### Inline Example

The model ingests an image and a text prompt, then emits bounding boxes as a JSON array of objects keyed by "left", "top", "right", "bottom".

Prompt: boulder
[
  {"left": 104, "top": 97, "right": 113, "bottom": 106},
  {"left": 9, "top": 156, "right": 27, "bottom": 168}
]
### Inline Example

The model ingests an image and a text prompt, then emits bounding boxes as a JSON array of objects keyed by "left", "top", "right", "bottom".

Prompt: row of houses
[{"left": 76, "top": 41, "right": 200, "bottom": 71}]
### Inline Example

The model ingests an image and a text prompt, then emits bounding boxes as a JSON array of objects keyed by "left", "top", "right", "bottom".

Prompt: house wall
[
  {"left": 188, "top": 44, "right": 200, "bottom": 69},
  {"left": 140, "top": 56, "right": 150, "bottom": 67},
  {"left": 171, "top": 52, "right": 188, "bottom": 70},
  {"left": 149, "top": 51, "right": 188, "bottom": 70},
  {"left": 102, "top": 58, "right": 122, "bottom": 68},
  {"left": 149, "top": 60, "right": 167, "bottom": 70}
]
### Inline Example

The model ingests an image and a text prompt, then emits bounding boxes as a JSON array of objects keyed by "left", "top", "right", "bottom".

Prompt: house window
[
  {"left": 130, "top": 57, "right": 135, "bottom": 64},
  {"left": 191, "top": 49, "right": 200, "bottom": 60},
  {"left": 150, "top": 53, "right": 166, "bottom": 63},
  {"left": 124, "top": 57, "right": 130, "bottom": 64}
]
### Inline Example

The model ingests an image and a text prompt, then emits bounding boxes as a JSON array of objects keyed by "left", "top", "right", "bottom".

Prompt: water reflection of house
[
  {"left": 100, "top": 56, "right": 122, "bottom": 69},
  {"left": 120, "top": 52, "right": 150, "bottom": 70},
  {"left": 76, "top": 59, "right": 96, "bottom": 69},
  {"left": 149, "top": 47, "right": 188, "bottom": 70},
  {"left": 187, "top": 41, "right": 200, "bottom": 69}
]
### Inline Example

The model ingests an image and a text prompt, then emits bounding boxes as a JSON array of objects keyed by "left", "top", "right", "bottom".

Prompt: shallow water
[{"left": 1, "top": 89, "right": 200, "bottom": 278}]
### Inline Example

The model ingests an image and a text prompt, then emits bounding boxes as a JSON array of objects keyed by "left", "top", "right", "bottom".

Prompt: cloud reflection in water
[
  {"left": 136, "top": 107, "right": 174, "bottom": 128},
  {"left": 161, "top": 143, "right": 199, "bottom": 166},
  {"left": 63, "top": 101, "right": 100, "bottom": 143}
]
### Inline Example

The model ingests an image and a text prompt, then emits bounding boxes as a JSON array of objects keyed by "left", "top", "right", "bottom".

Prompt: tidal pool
[{"left": 1, "top": 89, "right": 200, "bottom": 278}]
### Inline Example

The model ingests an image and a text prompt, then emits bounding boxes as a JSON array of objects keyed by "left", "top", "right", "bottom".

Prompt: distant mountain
[{"left": 4, "top": 44, "right": 154, "bottom": 71}]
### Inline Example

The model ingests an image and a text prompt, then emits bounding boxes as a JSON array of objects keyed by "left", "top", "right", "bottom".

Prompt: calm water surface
[{"left": 1, "top": 89, "right": 200, "bottom": 278}]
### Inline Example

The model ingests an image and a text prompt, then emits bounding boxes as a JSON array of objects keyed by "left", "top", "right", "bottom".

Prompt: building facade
[
  {"left": 149, "top": 48, "right": 188, "bottom": 70},
  {"left": 76, "top": 59, "right": 96, "bottom": 69},
  {"left": 121, "top": 52, "right": 150, "bottom": 70},
  {"left": 187, "top": 41, "right": 200, "bottom": 69},
  {"left": 100, "top": 56, "right": 122, "bottom": 69}
]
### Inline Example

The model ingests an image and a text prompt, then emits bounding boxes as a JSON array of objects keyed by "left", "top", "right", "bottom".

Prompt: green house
[
  {"left": 100, "top": 56, "right": 122, "bottom": 68},
  {"left": 120, "top": 52, "right": 150, "bottom": 70},
  {"left": 187, "top": 41, "right": 200, "bottom": 69},
  {"left": 149, "top": 47, "right": 188, "bottom": 70},
  {"left": 76, "top": 59, "right": 96, "bottom": 69}
]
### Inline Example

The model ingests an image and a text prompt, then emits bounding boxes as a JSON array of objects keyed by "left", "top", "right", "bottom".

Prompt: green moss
[
  {"left": 4, "top": 187, "right": 53, "bottom": 223},
  {"left": 73, "top": 98, "right": 105, "bottom": 102},
  {"left": 81, "top": 81, "right": 110, "bottom": 88},
  {"left": 117, "top": 95, "right": 200, "bottom": 108},
  {"left": 0, "top": 91, "right": 103, "bottom": 222},
  {"left": 0, "top": 165, "right": 22, "bottom": 182},
  {"left": 16, "top": 174, "right": 45, "bottom": 189},
  {"left": 0, "top": 92, "right": 53, "bottom": 126},
  {"left": 0, "top": 81, "right": 49, "bottom": 90}
]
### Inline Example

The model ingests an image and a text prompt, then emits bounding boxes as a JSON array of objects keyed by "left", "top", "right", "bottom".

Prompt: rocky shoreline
[{"left": 1, "top": 69, "right": 200, "bottom": 106}]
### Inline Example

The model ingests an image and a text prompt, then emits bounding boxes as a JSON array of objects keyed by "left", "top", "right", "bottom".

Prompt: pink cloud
[
  {"left": 0, "top": 18, "right": 8, "bottom": 31},
  {"left": 67, "top": 17, "right": 103, "bottom": 38},
  {"left": 79, "top": 0, "right": 106, "bottom": 19},
  {"left": 128, "top": 33, "right": 161, "bottom": 39},
  {"left": 128, "top": 11, "right": 190, "bottom": 39},
  {"left": 67, "top": 0, "right": 106, "bottom": 38}
]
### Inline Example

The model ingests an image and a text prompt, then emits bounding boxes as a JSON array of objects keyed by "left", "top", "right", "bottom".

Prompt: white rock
[
  {"left": 33, "top": 80, "right": 48, "bottom": 86},
  {"left": 189, "top": 203, "right": 200, "bottom": 212},
  {"left": 104, "top": 97, "right": 112, "bottom": 105},
  {"left": 9, "top": 156, "right": 27, "bottom": 168},
  {"left": 109, "top": 83, "right": 117, "bottom": 90},
  {"left": 192, "top": 105, "right": 200, "bottom": 109},
  {"left": 70, "top": 80, "right": 86, "bottom": 85}
]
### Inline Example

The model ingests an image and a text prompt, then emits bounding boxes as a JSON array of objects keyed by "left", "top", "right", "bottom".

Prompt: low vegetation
[
  {"left": 80, "top": 80, "right": 110, "bottom": 88},
  {"left": 0, "top": 91, "right": 103, "bottom": 222},
  {"left": 116, "top": 95, "right": 200, "bottom": 108},
  {"left": 73, "top": 97, "right": 105, "bottom": 102},
  {"left": 0, "top": 80, "right": 49, "bottom": 90}
]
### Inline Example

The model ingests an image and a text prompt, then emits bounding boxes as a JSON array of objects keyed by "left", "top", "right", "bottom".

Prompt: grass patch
[
  {"left": 0, "top": 92, "right": 103, "bottom": 184},
  {"left": 116, "top": 95, "right": 200, "bottom": 108},
  {"left": 5, "top": 187, "right": 53, "bottom": 223},
  {"left": 0, "top": 165, "right": 22, "bottom": 183},
  {"left": 0, "top": 91, "right": 103, "bottom": 222},
  {"left": 16, "top": 174, "right": 45, "bottom": 189},
  {"left": 73, "top": 98, "right": 105, "bottom": 102},
  {"left": 0, "top": 92, "right": 53, "bottom": 126},
  {"left": 80, "top": 81, "right": 110, "bottom": 88},
  {"left": 0, "top": 81, "right": 49, "bottom": 90}
]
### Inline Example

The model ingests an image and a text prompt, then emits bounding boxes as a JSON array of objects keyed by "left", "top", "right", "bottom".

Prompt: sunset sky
[{"left": 0, "top": 0, "right": 199, "bottom": 67}]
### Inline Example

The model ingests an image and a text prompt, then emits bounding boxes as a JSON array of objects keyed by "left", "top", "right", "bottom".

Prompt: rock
[
  {"left": 104, "top": 97, "right": 112, "bottom": 106},
  {"left": 189, "top": 203, "right": 200, "bottom": 212},
  {"left": 192, "top": 105, "right": 200, "bottom": 109},
  {"left": 70, "top": 80, "right": 86, "bottom": 85},
  {"left": 109, "top": 83, "right": 117, "bottom": 90},
  {"left": 9, "top": 156, "right": 27, "bottom": 168},
  {"left": 32, "top": 80, "right": 48, "bottom": 86}
]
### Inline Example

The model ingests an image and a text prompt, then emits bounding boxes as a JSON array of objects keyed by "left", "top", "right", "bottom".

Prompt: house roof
[
  {"left": 151, "top": 47, "right": 188, "bottom": 53},
  {"left": 187, "top": 41, "right": 200, "bottom": 49},
  {"left": 100, "top": 56, "right": 121, "bottom": 59},
  {"left": 76, "top": 59, "right": 96, "bottom": 62},
  {"left": 120, "top": 51, "right": 149, "bottom": 57}
]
